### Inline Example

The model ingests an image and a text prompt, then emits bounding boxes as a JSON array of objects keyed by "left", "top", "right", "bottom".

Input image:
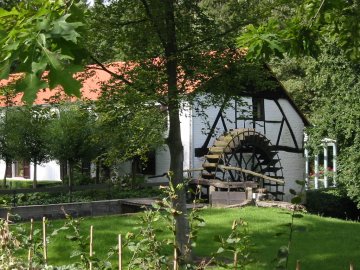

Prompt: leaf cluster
[{"left": 0, "top": 0, "right": 86, "bottom": 103}]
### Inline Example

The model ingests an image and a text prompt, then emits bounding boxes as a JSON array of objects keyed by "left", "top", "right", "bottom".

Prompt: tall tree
[
  {"left": 4, "top": 106, "right": 50, "bottom": 188},
  {"left": 0, "top": 0, "right": 284, "bottom": 259},
  {"left": 46, "top": 103, "right": 95, "bottom": 187}
]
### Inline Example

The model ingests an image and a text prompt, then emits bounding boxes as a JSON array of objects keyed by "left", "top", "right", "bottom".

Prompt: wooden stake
[
  {"left": 42, "top": 217, "right": 47, "bottom": 265},
  {"left": 350, "top": 262, "right": 354, "bottom": 270},
  {"left": 296, "top": 260, "right": 301, "bottom": 270},
  {"left": 6, "top": 212, "right": 9, "bottom": 222},
  {"left": 173, "top": 246, "right": 178, "bottom": 270},
  {"left": 28, "top": 218, "right": 34, "bottom": 270},
  {"left": 233, "top": 252, "right": 238, "bottom": 270},
  {"left": 118, "top": 234, "right": 122, "bottom": 270},
  {"left": 90, "top": 225, "right": 93, "bottom": 270}
]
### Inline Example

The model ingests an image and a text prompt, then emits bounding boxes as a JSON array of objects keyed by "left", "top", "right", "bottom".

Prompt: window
[
  {"left": 15, "top": 160, "right": 30, "bottom": 178},
  {"left": 5, "top": 162, "right": 12, "bottom": 178},
  {"left": 252, "top": 98, "right": 265, "bottom": 121}
]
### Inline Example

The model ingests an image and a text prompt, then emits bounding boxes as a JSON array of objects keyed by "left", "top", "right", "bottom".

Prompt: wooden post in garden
[
  {"left": 118, "top": 234, "right": 122, "bottom": 270},
  {"left": 350, "top": 262, "right": 354, "bottom": 270},
  {"left": 233, "top": 252, "right": 238, "bottom": 269},
  {"left": 28, "top": 218, "right": 34, "bottom": 269},
  {"left": 296, "top": 260, "right": 301, "bottom": 270},
  {"left": 173, "top": 246, "right": 178, "bottom": 270},
  {"left": 42, "top": 217, "right": 47, "bottom": 265},
  {"left": 90, "top": 225, "right": 93, "bottom": 270}
]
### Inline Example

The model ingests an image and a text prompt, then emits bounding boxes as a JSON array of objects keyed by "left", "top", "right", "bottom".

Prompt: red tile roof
[{"left": 0, "top": 62, "right": 130, "bottom": 106}]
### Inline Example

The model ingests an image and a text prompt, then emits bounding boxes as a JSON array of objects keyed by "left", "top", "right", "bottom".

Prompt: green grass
[{"left": 26, "top": 206, "right": 360, "bottom": 269}]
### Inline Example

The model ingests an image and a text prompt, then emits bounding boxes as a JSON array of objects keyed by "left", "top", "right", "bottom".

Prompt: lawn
[{"left": 26, "top": 206, "right": 360, "bottom": 269}]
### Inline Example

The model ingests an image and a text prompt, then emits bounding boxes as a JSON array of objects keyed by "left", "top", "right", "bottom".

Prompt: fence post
[
  {"left": 28, "top": 218, "right": 34, "bottom": 269},
  {"left": 43, "top": 217, "right": 47, "bottom": 265},
  {"left": 350, "top": 262, "right": 354, "bottom": 270},
  {"left": 118, "top": 234, "right": 122, "bottom": 270},
  {"left": 296, "top": 260, "right": 301, "bottom": 270},
  {"left": 90, "top": 225, "right": 93, "bottom": 270}
]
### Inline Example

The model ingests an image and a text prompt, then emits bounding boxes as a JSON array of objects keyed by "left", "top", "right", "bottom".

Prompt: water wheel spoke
[{"left": 201, "top": 128, "right": 285, "bottom": 201}]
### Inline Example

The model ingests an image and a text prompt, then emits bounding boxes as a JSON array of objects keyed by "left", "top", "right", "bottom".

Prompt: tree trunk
[
  {"left": 164, "top": 0, "right": 192, "bottom": 262},
  {"left": 3, "top": 170, "right": 6, "bottom": 188},
  {"left": 95, "top": 159, "right": 100, "bottom": 184},
  {"left": 68, "top": 160, "right": 73, "bottom": 203},
  {"left": 33, "top": 159, "right": 37, "bottom": 189},
  {"left": 3, "top": 159, "right": 8, "bottom": 188}
]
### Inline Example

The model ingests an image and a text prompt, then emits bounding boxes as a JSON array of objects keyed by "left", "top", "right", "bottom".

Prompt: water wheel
[{"left": 201, "top": 128, "right": 285, "bottom": 199}]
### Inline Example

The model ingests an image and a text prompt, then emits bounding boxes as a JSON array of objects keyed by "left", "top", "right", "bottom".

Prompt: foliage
[
  {"left": 270, "top": 42, "right": 360, "bottom": 208},
  {"left": 306, "top": 188, "right": 360, "bottom": 220},
  {"left": 47, "top": 103, "right": 96, "bottom": 165},
  {"left": 0, "top": 186, "right": 162, "bottom": 207},
  {"left": 56, "top": 213, "right": 114, "bottom": 270},
  {"left": 299, "top": 47, "right": 360, "bottom": 207},
  {"left": 275, "top": 180, "right": 306, "bottom": 270},
  {"left": 237, "top": 0, "right": 360, "bottom": 61},
  {"left": 5, "top": 106, "right": 50, "bottom": 163},
  {"left": 94, "top": 86, "right": 166, "bottom": 165},
  {"left": 1, "top": 106, "right": 51, "bottom": 187},
  {"left": 213, "top": 219, "right": 252, "bottom": 270},
  {"left": 0, "top": 0, "right": 86, "bottom": 103},
  {"left": 126, "top": 180, "right": 207, "bottom": 269}
]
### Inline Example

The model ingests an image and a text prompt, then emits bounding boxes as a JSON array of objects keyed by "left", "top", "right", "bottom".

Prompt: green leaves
[
  {"left": 51, "top": 14, "right": 83, "bottom": 43},
  {"left": 237, "top": 0, "right": 360, "bottom": 62},
  {"left": 237, "top": 20, "right": 284, "bottom": 62},
  {"left": 48, "top": 67, "right": 82, "bottom": 97},
  {"left": 15, "top": 73, "right": 47, "bottom": 103},
  {"left": 0, "top": 0, "right": 85, "bottom": 104},
  {"left": 0, "top": 59, "right": 10, "bottom": 79}
]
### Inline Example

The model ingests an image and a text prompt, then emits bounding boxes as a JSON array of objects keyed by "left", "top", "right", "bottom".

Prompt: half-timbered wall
[{"left": 184, "top": 96, "right": 306, "bottom": 200}]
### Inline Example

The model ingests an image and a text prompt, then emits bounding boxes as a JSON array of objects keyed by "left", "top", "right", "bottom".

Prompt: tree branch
[
  {"left": 310, "top": 0, "right": 326, "bottom": 27},
  {"left": 115, "top": 18, "right": 148, "bottom": 27},
  {"left": 89, "top": 55, "right": 133, "bottom": 86},
  {"left": 178, "top": 24, "right": 243, "bottom": 53}
]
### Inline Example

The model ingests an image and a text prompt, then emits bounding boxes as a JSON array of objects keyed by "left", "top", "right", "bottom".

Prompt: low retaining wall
[{"left": 0, "top": 199, "right": 144, "bottom": 221}]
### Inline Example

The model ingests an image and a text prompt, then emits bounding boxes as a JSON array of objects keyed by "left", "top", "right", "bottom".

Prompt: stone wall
[{"left": 0, "top": 199, "right": 142, "bottom": 221}]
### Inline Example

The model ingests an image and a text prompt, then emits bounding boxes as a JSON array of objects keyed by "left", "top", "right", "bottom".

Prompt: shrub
[{"left": 306, "top": 188, "right": 360, "bottom": 220}]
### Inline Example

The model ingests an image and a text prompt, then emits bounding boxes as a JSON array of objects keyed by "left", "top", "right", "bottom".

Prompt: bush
[
  {"left": 0, "top": 186, "right": 162, "bottom": 207},
  {"left": 306, "top": 188, "right": 360, "bottom": 220}
]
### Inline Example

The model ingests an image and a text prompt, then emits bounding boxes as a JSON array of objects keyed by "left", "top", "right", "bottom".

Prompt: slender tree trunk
[
  {"left": 3, "top": 170, "right": 7, "bottom": 188},
  {"left": 33, "top": 159, "right": 37, "bottom": 189},
  {"left": 68, "top": 160, "right": 73, "bottom": 203},
  {"left": 164, "top": 0, "right": 192, "bottom": 262},
  {"left": 3, "top": 159, "right": 8, "bottom": 188},
  {"left": 96, "top": 159, "right": 100, "bottom": 184}
]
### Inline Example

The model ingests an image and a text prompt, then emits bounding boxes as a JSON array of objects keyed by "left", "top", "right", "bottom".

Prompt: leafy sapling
[{"left": 275, "top": 180, "right": 306, "bottom": 270}]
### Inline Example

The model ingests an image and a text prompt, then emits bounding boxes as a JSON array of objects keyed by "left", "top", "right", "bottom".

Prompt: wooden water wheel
[{"left": 190, "top": 128, "right": 285, "bottom": 201}]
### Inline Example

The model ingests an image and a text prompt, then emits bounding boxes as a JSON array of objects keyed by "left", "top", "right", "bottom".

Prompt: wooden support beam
[
  {"left": 189, "top": 179, "right": 258, "bottom": 189},
  {"left": 218, "top": 165, "right": 285, "bottom": 184}
]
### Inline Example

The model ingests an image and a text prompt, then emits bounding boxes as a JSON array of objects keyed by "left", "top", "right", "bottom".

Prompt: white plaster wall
[
  {"left": 147, "top": 102, "right": 191, "bottom": 183},
  {"left": 278, "top": 152, "right": 305, "bottom": 201},
  {"left": 0, "top": 160, "right": 6, "bottom": 179},
  {"left": 0, "top": 160, "right": 62, "bottom": 182},
  {"left": 31, "top": 161, "right": 62, "bottom": 181},
  {"left": 263, "top": 99, "right": 282, "bottom": 144},
  {"left": 278, "top": 99, "right": 305, "bottom": 149}
]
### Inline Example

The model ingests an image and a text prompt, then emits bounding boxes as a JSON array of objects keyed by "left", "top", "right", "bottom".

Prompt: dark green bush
[
  {"left": 306, "top": 188, "right": 360, "bottom": 220},
  {"left": 0, "top": 186, "right": 162, "bottom": 207}
]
